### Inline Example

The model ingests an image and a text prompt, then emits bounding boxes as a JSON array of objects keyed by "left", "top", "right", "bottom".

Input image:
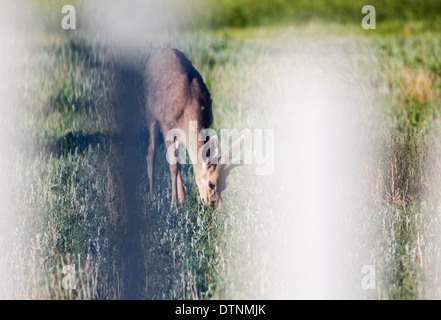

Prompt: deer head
[{"left": 195, "top": 135, "right": 245, "bottom": 208}]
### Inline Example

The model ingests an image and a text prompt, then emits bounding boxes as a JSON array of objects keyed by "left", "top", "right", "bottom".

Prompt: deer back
[{"left": 144, "top": 48, "right": 213, "bottom": 131}]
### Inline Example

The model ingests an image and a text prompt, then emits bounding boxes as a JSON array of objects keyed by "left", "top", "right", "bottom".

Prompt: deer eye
[{"left": 208, "top": 180, "right": 215, "bottom": 190}]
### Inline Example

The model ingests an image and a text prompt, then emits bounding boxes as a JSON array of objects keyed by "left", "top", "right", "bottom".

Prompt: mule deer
[{"left": 144, "top": 48, "right": 244, "bottom": 208}]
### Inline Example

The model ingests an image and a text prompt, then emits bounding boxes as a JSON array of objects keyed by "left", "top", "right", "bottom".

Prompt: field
[{"left": 1, "top": 0, "right": 441, "bottom": 299}]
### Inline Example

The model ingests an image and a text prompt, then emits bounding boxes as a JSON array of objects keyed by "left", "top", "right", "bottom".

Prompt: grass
[
  {"left": 1, "top": 0, "right": 441, "bottom": 299},
  {"left": 197, "top": 0, "right": 441, "bottom": 29}
]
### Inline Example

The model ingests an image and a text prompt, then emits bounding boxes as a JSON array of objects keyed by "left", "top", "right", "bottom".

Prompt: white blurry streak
[
  {"left": 0, "top": 1, "right": 16, "bottom": 298},
  {"left": 263, "top": 49, "right": 371, "bottom": 299},
  {"left": 281, "top": 92, "right": 326, "bottom": 298},
  {"left": 426, "top": 122, "right": 441, "bottom": 298},
  {"left": 83, "top": 0, "right": 187, "bottom": 52},
  {"left": 0, "top": 0, "right": 32, "bottom": 298}
]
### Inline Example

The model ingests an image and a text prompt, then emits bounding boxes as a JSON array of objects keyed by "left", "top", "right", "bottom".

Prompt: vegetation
[
  {"left": 199, "top": 0, "right": 441, "bottom": 29},
  {"left": 1, "top": 0, "right": 441, "bottom": 299}
]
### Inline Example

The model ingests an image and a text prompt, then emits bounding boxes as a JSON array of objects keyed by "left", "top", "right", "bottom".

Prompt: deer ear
[
  {"left": 217, "top": 135, "right": 245, "bottom": 169},
  {"left": 217, "top": 160, "right": 244, "bottom": 191},
  {"left": 201, "top": 135, "right": 219, "bottom": 164},
  {"left": 230, "top": 135, "right": 244, "bottom": 160}
]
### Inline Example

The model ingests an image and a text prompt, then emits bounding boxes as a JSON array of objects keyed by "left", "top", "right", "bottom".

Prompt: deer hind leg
[
  {"left": 176, "top": 143, "right": 186, "bottom": 203},
  {"left": 164, "top": 139, "right": 179, "bottom": 207},
  {"left": 146, "top": 119, "right": 158, "bottom": 194}
]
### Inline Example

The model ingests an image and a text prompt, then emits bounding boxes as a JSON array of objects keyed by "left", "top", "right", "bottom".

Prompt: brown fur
[{"left": 144, "top": 48, "right": 242, "bottom": 208}]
